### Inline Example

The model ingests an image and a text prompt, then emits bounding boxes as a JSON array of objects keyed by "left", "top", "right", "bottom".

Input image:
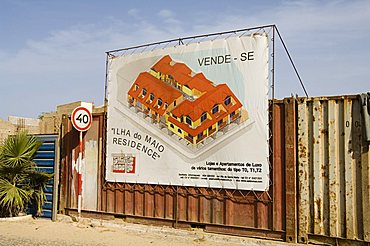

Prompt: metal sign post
[
  {"left": 78, "top": 131, "right": 83, "bottom": 216},
  {"left": 71, "top": 103, "right": 92, "bottom": 217}
]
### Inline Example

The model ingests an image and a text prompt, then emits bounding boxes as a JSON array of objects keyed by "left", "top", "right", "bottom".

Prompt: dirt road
[{"left": 0, "top": 216, "right": 299, "bottom": 246}]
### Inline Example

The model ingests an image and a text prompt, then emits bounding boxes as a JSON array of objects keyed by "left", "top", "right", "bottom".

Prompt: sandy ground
[{"left": 0, "top": 215, "right": 301, "bottom": 246}]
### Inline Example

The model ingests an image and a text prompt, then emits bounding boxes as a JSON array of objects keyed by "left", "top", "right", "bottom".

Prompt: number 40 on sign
[{"left": 71, "top": 105, "right": 92, "bottom": 132}]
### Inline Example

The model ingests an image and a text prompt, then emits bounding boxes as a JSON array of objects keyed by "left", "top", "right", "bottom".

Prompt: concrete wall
[
  {"left": 0, "top": 116, "right": 39, "bottom": 144},
  {"left": 1, "top": 101, "right": 104, "bottom": 143}
]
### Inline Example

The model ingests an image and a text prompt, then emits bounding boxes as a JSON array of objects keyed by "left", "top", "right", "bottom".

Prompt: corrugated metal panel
[
  {"left": 284, "top": 98, "right": 297, "bottom": 243},
  {"left": 57, "top": 96, "right": 370, "bottom": 244},
  {"left": 297, "top": 96, "right": 370, "bottom": 244},
  {"left": 60, "top": 104, "right": 290, "bottom": 241},
  {"left": 272, "top": 101, "right": 285, "bottom": 234},
  {"left": 82, "top": 117, "right": 100, "bottom": 211},
  {"left": 59, "top": 114, "right": 102, "bottom": 211},
  {"left": 33, "top": 135, "right": 58, "bottom": 220}
]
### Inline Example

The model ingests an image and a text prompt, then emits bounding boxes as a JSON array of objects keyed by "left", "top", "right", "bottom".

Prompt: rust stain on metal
[
  {"left": 320, "top": 129, "right": 328, "bottom": 135},
  {"left": 297, "top": 96, "right": 370, "bottom": 243},
  {"left": 58, "top": 98, "right": 368, "bottom": 244},
  {"left": 314, "top": 198, "right": 322, "bottom": 220}
]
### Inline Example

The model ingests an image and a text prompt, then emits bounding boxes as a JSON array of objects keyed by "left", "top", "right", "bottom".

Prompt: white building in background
[
  {"left": 0, "top": 116, "right": 40, "bottom": 144},
  {"left": 0, "top": 101, "right": 104, "bottom": 144}
]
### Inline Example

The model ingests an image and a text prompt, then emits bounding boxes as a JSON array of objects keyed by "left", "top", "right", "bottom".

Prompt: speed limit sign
[{"left": 71, "top": 106, "right": 92, "bottom": 131}]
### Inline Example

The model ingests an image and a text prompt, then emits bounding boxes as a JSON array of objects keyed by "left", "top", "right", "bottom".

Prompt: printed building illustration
[{"left": 127, "top": 55, "right": 246, "bottom": 146}]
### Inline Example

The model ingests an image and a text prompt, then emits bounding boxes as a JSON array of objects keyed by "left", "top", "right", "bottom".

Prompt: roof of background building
[
  {"left": 151, "top": 55, "right": 173, "bottom": 74},
  {"left": 151, "top": 55, "right": 214, "bottom": 92},
  {"left": 128, "top": 72, "right": 183, "bottom": 116},
  {"left": 186, "top": 73, "right": 214, "bottom": 92},
  {"left": 171, "top": 84, "right": 242, "bottom": 120}
]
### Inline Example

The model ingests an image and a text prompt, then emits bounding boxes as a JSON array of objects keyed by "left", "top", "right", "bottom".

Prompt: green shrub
[{"left": 0, "top": 131, "right": 52, "bottom": 217}]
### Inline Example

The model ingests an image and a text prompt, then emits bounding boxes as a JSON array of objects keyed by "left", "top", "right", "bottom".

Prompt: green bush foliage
[{"left": 0, "top": 131, "right": 52, "bottom": 217}]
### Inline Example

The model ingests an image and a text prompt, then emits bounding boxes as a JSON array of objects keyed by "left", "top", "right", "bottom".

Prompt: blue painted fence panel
[
  {"left": 32, "top": 135, "right": 58, "bottom": 219},
  {"left": 35, "top": 151, "right": 55, "bottom": 159},
  {"left": 36, "top": 166, "right": 54, "bottom": 174},
  {"left": 34, "top": 159, "right": 55, "bottom": 167},
  {"left": 38, "top": 143, "right": 55, "bottom": 151}
]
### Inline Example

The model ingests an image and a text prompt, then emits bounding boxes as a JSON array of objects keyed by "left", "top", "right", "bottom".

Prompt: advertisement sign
[{"left": 106, "top": 34, "right": 269, "bottom": 191}]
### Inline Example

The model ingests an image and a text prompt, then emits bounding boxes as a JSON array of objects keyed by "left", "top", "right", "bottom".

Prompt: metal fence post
[{"left": 284, "top": 98, "right": 297, "bottom": 243}]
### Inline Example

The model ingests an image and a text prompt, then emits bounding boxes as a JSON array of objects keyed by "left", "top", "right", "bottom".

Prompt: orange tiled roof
[
  {"left": 169, "top": 84, "right": 242, "bottom": 136},
  {"left": 129, "top": 55, "right": 243, "bottom": 137},
  {"left": 171, "top": 69, "right": 192, "bottom": 85},
  {"left": 151, "top": 56, "right": 213, "bottom": 92},
  {"left": 151, "top": 55, "right": 172, "bottom": 74},
  {"left": 128, "top": 72, "right": 182, "bottom": 116},
  {"left": 186, "top": 73, "right": 214, "bottom": 92},
  {"left": 172, "top": 84, "right": 242, "bottom": 120},
  {"left": 172, "top": 63, "right": 191, "bottom": 75}
]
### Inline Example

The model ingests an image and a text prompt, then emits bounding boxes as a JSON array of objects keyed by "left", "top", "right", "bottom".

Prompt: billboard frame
[
  {"left": 104, "top": 24, "right": 309, "bottom": 103},
  {"left": 104, "top": 25, "right": 275, "bottom": 193},
  {"left": 102, "top": 24, "right": 308, "bottom": 194}
]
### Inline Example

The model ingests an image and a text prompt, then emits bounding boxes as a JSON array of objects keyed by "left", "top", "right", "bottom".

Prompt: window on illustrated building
[
  {"left": 212, "top": 104, "right": 219, "bottom": 114},
  {"left": 201, "top": 112, "right": 207, "bottom": 122},
  {"left": 186, "top": 116, "right": 192, "bottom": 125},
  {"left": 142, "top": 88, "right": 147, "bottom": 97},
  {"left": 224, "top": 96, "right": 231, "bottom": 106}
]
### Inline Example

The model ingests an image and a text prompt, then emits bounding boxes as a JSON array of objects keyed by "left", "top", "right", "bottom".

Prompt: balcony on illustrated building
[
  {"left": 208, "top": 126, "right": 217, "bottom": 136},
  {"left": 196, "top": 132, "right": 207, "bottom": 144},
  {"left": 230, "top": 111, "right": 241, "bottom": 123},
  {"left": 218, "top": 120, "right": 227, "bottom": 130},
  {"left": 184, "top": 134, "right": 194, "bottom": 144},
  {"left": 143, "top": 107, "right": 150, "bottom": 115}
]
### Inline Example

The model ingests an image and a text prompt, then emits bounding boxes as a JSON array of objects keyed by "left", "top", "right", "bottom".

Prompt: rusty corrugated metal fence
[
  {"left": 58, "top": 96, "right": 370, "bottom": 245},
  {"left": 59, "top": 102, "right": 294, "bottom": 240},
  {"left": 297, "top": 96, "right": 370, "bottom": 245}
]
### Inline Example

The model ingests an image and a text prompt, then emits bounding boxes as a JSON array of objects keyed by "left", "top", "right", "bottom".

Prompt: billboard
[{"left": 105, "top": 33, "right": 270, "bottom": 191}]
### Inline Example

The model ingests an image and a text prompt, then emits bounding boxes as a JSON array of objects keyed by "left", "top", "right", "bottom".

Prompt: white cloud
[
  {"left": 128, "top": 8, "right": 139, "bottom": 17},
  {"left": 184, "top": 1, "right": 370, "bottom": 97},
  {"left": 127, "top": 8, "right": 144, "bottom": 22},
  {"left": 158, "top": 9, "right": 174, "bottom": 19},
  {"left": 0, "top": 15, "right": 179, "bottom": 118},
  {"left": 157, "top": 9, "right": 183, "bottom": 34},
  {"left": 1, "top": 1, "right": 370, "bottom": 118}
]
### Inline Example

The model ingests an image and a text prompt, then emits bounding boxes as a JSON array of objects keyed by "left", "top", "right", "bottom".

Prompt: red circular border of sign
[{"left": 71, "top": 106, "right": 92, "bottom": 131}]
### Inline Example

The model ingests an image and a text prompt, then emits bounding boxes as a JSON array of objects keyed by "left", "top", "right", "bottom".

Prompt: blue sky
[{"left": 1, "top": 0, "right": 369, "bottom": 119}]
